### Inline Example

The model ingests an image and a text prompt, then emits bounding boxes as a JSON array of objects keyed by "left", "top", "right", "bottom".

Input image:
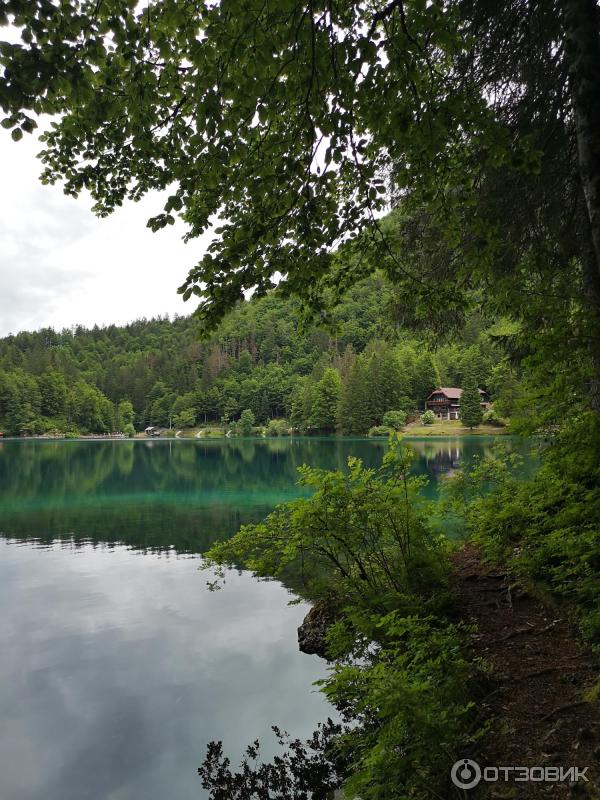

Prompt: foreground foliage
[
  {"left": 3, "top": 0, "right": 600, "bottom": 387},
  {"left": 202, "top": 439, "right": 482, "bottom": 799},
  {"left": 204, "top": 438, "right": 448, "bottom": 611}
]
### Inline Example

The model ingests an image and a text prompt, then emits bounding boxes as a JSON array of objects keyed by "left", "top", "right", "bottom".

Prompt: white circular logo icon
[{"left": 451, "top": 758, "right": 482, "bottom": 790}]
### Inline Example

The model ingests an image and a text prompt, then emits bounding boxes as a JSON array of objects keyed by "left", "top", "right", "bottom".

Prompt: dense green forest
[{"left": 0, "top": 274, "right": 517, "bottom": 436}]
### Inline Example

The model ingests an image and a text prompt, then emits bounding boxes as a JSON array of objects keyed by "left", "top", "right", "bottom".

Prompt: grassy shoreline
[
  {"left": 402, "top": 421, "right": 509, "bottom": 436},
  {"left": 146, "top": 420, "right": 510, "bottom": 439},
  {"left": 4, "top": 425, "right": 510, "bottom": 442}
]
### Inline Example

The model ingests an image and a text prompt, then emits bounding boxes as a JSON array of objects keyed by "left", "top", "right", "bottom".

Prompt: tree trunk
[
  {"left": 563, "top": 0, "right": 600, "bottom": 410},
  {"left": 564, "top": 0, "right": 600, "bottom": 276},
  {"left": 579, "top": 189, "right": 600, "bottom": 411}
]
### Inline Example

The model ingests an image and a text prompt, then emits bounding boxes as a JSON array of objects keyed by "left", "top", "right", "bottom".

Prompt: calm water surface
[{"left": 0, "top": 436, "right": 514, "bottom": 800}]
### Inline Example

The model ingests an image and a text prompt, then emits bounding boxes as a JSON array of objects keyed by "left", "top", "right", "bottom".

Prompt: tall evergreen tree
[
  {"left": 460, "top": 374, "right": 484, "bottom": 430},
  {"left": 364, "top": 342, "right": 405, "bottom": 425},
  {"left": 338, "top": 358, "right": 370, "bottom": 435},
  {"left": 412, "top": 354, "right": 440, "bottom": 410}
]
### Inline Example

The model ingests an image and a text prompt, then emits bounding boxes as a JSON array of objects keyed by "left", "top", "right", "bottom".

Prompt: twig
[
  {"left": 494, "top": 625, "right": 536, "bottom": 643},
  {"left": 539, "top": 701, "right": 589, "bottom": 724},
  {"left": 516, "top": 666, "right": 564, "bottom": 681}
]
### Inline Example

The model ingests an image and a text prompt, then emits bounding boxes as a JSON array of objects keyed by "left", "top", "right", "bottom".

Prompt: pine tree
[
  {"left": 412, "top": 353, "right": 440, "bottom": 409},
  {"left": 460, "top": 373, "right": 484, "bottom": 429},
  {"left": 364, "top": 342, "right": 405, "bottom": 425},
  {"left": 338, "top": 358, "right": 370, "bottom": 434}
]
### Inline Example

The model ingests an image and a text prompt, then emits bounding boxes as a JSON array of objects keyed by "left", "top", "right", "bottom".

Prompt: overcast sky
[{"left": 0, "top": 128, "right": 213, "bottom": 337}]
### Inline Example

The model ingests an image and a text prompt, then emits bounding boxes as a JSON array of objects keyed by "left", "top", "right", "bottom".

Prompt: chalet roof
[
  {"left": 427, "top": 387, "right": 489, "bottom": 401},
  {"left": 441, "top": 387, "right": 462, "bottom": 399},
  {"left": 429, "top": 387, "right": 462, "bottom": 400}
]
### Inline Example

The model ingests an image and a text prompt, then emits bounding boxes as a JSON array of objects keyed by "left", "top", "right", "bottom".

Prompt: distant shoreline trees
[{"left": 0, "top": 278, "right": 511, "bottom": 437}]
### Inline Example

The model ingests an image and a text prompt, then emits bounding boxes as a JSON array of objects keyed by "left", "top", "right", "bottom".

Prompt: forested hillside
[{"left": 0, "top": 275, "right": 516, "bottom": 435}]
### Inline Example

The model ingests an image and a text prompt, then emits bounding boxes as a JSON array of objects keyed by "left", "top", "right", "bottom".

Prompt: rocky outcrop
[{"left": 297, "top": 598, "right": 338, "bottom": 659}]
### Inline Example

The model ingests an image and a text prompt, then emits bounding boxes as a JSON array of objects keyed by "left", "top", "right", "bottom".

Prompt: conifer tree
[
  {"left": 460, "top": 373, "right": 484, "bottom": 430},
  {"left": 338, "top": 358, "right": 370, "bottom": 435}
]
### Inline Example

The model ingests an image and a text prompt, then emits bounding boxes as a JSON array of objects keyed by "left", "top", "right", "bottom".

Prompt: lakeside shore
[
  {"left": 171, "top": 420, "right": 510, "bottom": 439},
  {"left": 402, "top": 421, "right": 509, "bottom": 436},
  {"left": 2, "top": 420, "right": 510, "bottom": 441}
]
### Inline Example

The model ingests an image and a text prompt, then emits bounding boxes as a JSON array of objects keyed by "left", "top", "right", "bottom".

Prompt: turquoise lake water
[{"left": 0, "top": 436, "right": 518, "bottom": 800}]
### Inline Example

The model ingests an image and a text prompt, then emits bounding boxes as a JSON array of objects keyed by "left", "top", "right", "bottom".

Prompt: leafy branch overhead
[
  {"left": 0, "top": 0, "right": 530, "bottom": 330},
  {"left": 1, "top": 1, "right": 600, "bottom": 415}
]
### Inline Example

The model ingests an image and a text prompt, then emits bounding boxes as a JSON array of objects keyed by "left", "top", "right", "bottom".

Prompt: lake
[{"left": 0, "top": 435, "right": 512, "bottom": 800}]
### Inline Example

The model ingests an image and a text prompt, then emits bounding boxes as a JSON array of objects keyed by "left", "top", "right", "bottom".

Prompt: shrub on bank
[
  {"left": 201, "top": 439, "right": 483, "bottom": 799},
  {"left": 368, "top": 424, "right": 392, "bottom": 437},
  {"left": 382, "top": 410, "right": 407, "bottom": 429},
  {"left": 444, "top": 418, "right": 600, "bottom": 650},
  {"left": 483, "top": 408, "right": 506, "bottom": 427},
  {"left": 265, "top": 418, "right": 290, "bottom": 437}
]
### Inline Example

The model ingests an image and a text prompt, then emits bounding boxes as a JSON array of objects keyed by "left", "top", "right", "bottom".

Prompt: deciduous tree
[{"left": 238, "top": 408, "right": 255, "bottom": 436}]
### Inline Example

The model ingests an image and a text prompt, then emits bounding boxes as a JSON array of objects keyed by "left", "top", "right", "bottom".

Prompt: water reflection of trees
[
  {"left": 0, "top": 438, "right": 506, "bottom": 553},
  {"left": 0, "top": 439, "right": 387, "bottom": 552}
]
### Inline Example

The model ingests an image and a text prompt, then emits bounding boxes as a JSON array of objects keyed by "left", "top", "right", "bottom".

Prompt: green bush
[
  {"left": 321, "top": 613, "right": 481, "bottom": 800},
  {"left": 202, "top": 440, "right": 482, "bottom": 799},
  {"left": 265, "top": 418, "right": 290, "bottom": 437},
  {"left": 420, "top": 409, "right": 436, "bottom": 425},
  {"left": 382, "top": 410, "right": 407, "bottom": 429},
  {"left": 204, "top": 438, "right": 449, "bottom": 611},
  {"left": 368, "top": 424, "right": 392, "bottom": 437},
  {"left": 237, "top": 408, "right": 255, "bottom": 436},
  {"left": 444, "top": 418, "right": 600, "bottom": 649},
  {"left": 483, "top": 408, "right": 505, "bottom": 427},
  {"left": 174, "top": 407, "right": 196, "bottom": 429}
]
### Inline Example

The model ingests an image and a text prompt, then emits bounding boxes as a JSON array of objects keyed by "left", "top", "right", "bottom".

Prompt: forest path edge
[{"left": 452, "top": 544, "right": 599, "bottom": 798}]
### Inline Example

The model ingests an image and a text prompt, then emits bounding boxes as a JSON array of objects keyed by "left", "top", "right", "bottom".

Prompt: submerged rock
[{"left": 297, "top": 599, "right": 337, "bottom": 659}]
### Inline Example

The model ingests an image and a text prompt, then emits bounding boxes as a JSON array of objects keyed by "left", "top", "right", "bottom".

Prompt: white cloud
[{"left": 0, "top": 129, "right": 213, "bottom": 336}]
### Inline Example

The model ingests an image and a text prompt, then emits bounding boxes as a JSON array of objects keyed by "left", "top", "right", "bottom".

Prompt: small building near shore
[
  {"left": 144, "top": 426, "right": 161, "bottom": 437},
  {"left": 425, "top": 387, "right": 490, "bottom": 420}
]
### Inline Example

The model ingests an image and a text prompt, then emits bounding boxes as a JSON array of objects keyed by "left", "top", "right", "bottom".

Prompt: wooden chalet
[{"left": 425, "top": 387, "right": 490, "bottom": 420}]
